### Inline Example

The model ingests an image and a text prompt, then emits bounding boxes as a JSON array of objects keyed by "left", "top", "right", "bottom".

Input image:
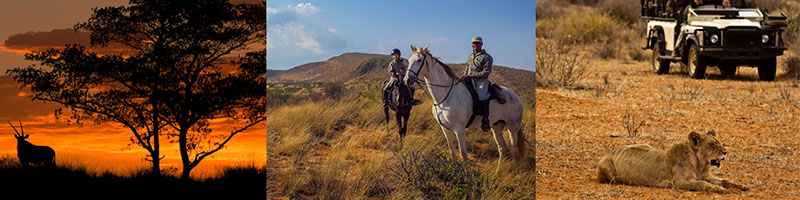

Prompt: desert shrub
[
  {"left": 785, "top": 57, "right": 800, "bottom": 79},
  {"left": 681, "top": 81, "right": 704, "bottom": 100},
  {"left": 536, "top": 0, "right": 567, "bottom": 19},
  {"left": 267, "top": 86, "right": 293, "bottom": 107},
  {"left": 598, "top": 0, "right": 640, "bottom": 24},
  {"left": 554, "top": 13, "right": 620, "bottom": 44},
  {"left": 626, "top": 44, "right": 650, "bottom": 61},
  {"left": 593, "top": 36, "right": 621, "bottom": 60},
  {"left": 569, "top": 0, "right": 601, "bottom": 5},
  {"left": 620, "top": 110, "right": 646, "bottom": 138},
  {"left": 747, "top": 0, "right": 786, "bottom": 12},
  {"left": 323, "top": 81, "right": 346, "bottom": 100},
  {"left": 391, "top": 151, "right": 483, "bottom": 200},
  {"left": 535, "top": 18, "right": 558, "bottom": 39},
  {"left": 535, "top": 40, "right": 590, "bottom": 88},
  {"left": 777, "top": 82, "right": 793, "bottom": 101}
]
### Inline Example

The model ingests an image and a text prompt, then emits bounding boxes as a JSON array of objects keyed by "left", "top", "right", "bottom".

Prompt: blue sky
[{"left": 267, "top": 0, "right": 535, "bottom": 71}]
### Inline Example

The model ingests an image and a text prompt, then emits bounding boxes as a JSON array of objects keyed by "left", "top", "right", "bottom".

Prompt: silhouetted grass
[{"left": 0, "top": 155, "right": 265, "bottom": 199}]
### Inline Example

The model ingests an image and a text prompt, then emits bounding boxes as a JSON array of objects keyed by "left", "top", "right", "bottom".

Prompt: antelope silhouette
[{"left": 9, "top": 121, "right": 55, "bottom": 167}]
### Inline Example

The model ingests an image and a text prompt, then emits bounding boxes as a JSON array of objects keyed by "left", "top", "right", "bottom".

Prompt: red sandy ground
[{"left": 535, "top": 59, "right": 800, "bottom": 199}]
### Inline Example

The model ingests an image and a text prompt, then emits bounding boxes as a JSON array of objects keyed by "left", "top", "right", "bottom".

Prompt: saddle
[{"left": 461, "top": 76, "right": 506, "bottom": 128}]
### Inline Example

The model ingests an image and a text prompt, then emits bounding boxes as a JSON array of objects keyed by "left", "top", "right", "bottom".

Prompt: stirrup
[{"left": 480, "top": 122, "right": 490, "bottom": 132}]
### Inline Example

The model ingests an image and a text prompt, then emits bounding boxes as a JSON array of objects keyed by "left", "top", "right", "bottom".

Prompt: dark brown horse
[{"left": 382, "top": 78, "right": 414, "bottom": 137}]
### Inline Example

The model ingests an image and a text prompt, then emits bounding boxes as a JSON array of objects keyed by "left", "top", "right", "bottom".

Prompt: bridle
[{"left": 407, "top": 51, "right": 461, "bottom": 107}]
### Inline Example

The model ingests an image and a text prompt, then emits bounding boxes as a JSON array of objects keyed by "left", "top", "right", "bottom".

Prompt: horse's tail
[{"left": 517, "top": 127, "right": 526, "bottom": 160}]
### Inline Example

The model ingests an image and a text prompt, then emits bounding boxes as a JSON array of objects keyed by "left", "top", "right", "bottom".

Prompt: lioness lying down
[{"left": 597, "top": 130, "right": 749, "bottom": 193}]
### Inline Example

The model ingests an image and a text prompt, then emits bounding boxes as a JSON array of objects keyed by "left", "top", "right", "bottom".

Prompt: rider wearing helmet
[
  {"left": 383, "top": 48, "right": 420, "bottom": 106},
  {"left": 465, "top": 36, "right": 494, "bottom": 132}
]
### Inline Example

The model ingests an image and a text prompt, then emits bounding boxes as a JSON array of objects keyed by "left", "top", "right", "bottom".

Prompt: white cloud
[
  {"left": 268, "top": 22, "right": 323, "bottom": 55},
  {"left": 267, "top": 2, "right": 345, "bottom": 61},
  {"left": 294, "top": 3, "right": 319, "bottom": 15}
]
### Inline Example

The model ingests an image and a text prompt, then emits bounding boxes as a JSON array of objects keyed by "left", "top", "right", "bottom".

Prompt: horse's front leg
[
  {"left": 440, "top": 126, "right": 458, "bottom": 159},
  {"left": 395, "top": 111, "right": 404, "bottom": 137},
  {"left": 453, "top": 127, "right": 469, "bottom": 161},
  {"left": 401, "top": 109, "right": 410, "bottom": 137},
  {"left": 383, "top": 106, "right": 390, "bottom": 123}
]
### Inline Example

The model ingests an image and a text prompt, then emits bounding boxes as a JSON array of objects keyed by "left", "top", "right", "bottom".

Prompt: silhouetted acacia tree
[{"left": 7, "top": 0, "right": 265, "bottom": 179}]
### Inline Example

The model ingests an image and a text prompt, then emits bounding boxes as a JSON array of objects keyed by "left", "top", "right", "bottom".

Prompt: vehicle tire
[
  {"left": 652, "top": 42, "right": 670, "bottom": 74},
  {"left": 688, "top": 44, "right": 707, "bottom": 79},
  {"left": 758, "top": 57, "right": 776, "bottom": 81},
  {"left": 720, "top": 64, "right": 737, "bottom": 77}
]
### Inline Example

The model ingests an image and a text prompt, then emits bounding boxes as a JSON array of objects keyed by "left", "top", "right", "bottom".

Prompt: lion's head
[{"left": 689, "top": 130, "right": 727, "bottom": 169}]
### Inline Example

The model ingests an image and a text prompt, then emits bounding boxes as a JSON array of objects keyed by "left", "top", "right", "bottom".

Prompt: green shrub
[{"left": 392, "top": 151, "right": 483, "bottom": 200}]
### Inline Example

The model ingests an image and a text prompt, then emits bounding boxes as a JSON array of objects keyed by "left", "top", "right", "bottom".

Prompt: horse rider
[
  {"left": 465, "top": 36, "right": 493, "bottom": 132},
  {"left": 383, "top": 48, "right": 420, "bottom": 106}
]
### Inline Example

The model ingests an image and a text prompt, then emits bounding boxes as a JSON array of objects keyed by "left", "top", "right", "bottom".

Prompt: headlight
[
  {"left": 710, "top": 34, "right": 719, "bottom": 44},
  {"left": 762, "top": 34, "right": 770, "bottom": 44}
]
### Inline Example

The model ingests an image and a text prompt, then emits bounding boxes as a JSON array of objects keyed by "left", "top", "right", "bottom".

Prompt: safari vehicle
[{"left": 641, "top": 0, "right": 790, "bottom": 81}]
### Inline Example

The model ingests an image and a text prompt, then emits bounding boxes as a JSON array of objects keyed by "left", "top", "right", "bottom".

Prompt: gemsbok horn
[{"left": 9, "top": 121, "right": 55, "bottom": 167}]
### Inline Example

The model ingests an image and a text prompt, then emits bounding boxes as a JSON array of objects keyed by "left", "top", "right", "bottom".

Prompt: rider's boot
[
  {"left": 410, "top": 88, "right": 421, "bottom": 105},
  {"left": 480, "top": 100, "right": 491, "bottom": 132},
  {"left": 381, "top": 81, "right": 391, "bottom": 106}
]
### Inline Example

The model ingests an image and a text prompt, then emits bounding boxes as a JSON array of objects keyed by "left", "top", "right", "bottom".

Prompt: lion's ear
[
  {"left": 689, "top": 131, "right": 704, "bottom": 146},
  {"left": 707, "top": 130, "right": 716, "bottom": 137}
]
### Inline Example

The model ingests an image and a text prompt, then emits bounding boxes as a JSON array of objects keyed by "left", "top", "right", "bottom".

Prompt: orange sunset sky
[{"left": 0, "top": 1, "right": 265, "bottom": 178}]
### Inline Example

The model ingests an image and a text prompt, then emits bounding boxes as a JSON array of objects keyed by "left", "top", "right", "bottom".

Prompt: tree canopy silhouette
[{"left": 7, "top": 0, "right": 265, "bottom": 179}]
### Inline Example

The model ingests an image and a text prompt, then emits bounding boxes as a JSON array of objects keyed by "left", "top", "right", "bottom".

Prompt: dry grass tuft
[
  {"left": 681, "top": 81, "right": 705, "bottom": 101},
  {"left": 620, "top": 110, "right": 646, "bottom": 138}
]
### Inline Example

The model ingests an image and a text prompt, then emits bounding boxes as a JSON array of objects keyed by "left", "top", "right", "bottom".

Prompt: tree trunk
[
  {"left": 151, "top": 95, "right": 161, "bottom": 176},
  {"left": 150, "top": 150, "right": 160, "bottom": 176},
  {"left": 179, "top": 128, "right": 192, "bottom": 180}
]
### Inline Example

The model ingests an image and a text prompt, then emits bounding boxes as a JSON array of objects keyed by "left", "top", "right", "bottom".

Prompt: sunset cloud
[
  {"left": 230, "top": 0, "right": 264, "bottom": 4},
  {"left": 2, "top": 28, "right": 132, "bottom": 55}
]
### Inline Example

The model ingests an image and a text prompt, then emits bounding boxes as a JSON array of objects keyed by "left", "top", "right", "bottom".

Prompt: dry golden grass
[
  {"left": 267, "top": 85, "right": 535, "bottom": 199},
  {"left": 536, "top": 57, "right": 800, "bottom": 199}
]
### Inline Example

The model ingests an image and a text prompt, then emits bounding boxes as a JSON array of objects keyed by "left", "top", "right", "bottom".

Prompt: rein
[{"left": 409, "top": 52, "right": 461, "bottom": 107}]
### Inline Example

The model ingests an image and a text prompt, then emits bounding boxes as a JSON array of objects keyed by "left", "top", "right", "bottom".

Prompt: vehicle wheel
[
  {"left": 652, "top": 42, "right": 670, "bottom": 74},
  {"left": 720, "top": 64, "right": 737, "bottom": 77},
  {"left": 758, "top": 57, "right": 776, "bottom": 81},
  {"left": 688, "top": 44, "right": 707, "bottom": 79}
]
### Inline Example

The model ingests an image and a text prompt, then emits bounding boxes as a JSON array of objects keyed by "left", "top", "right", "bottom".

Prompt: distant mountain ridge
[{"left": 267, "top": 52, "right": 535, "bottom": 98}]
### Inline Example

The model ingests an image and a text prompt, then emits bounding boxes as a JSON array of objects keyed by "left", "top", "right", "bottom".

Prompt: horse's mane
[{"left": 421, "top": 50, "right": 461, "bottom": 80}]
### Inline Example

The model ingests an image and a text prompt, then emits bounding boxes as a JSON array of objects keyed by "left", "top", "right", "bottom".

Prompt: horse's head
[{"left": 404, "top": 43, "right": 430, "bottom": 86}]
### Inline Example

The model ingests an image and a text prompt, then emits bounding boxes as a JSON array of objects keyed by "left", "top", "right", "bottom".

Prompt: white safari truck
[{"left": 641, "top": 0, "right": 790, "bottom": 81}]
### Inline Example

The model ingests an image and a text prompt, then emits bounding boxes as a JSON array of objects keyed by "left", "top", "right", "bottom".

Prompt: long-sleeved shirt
[
  {"left": 388, "top": 58, "right": 408, "bottom": 77},
  {"left": 466, "top": 49, "right": 493, "bottom": 79}
]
